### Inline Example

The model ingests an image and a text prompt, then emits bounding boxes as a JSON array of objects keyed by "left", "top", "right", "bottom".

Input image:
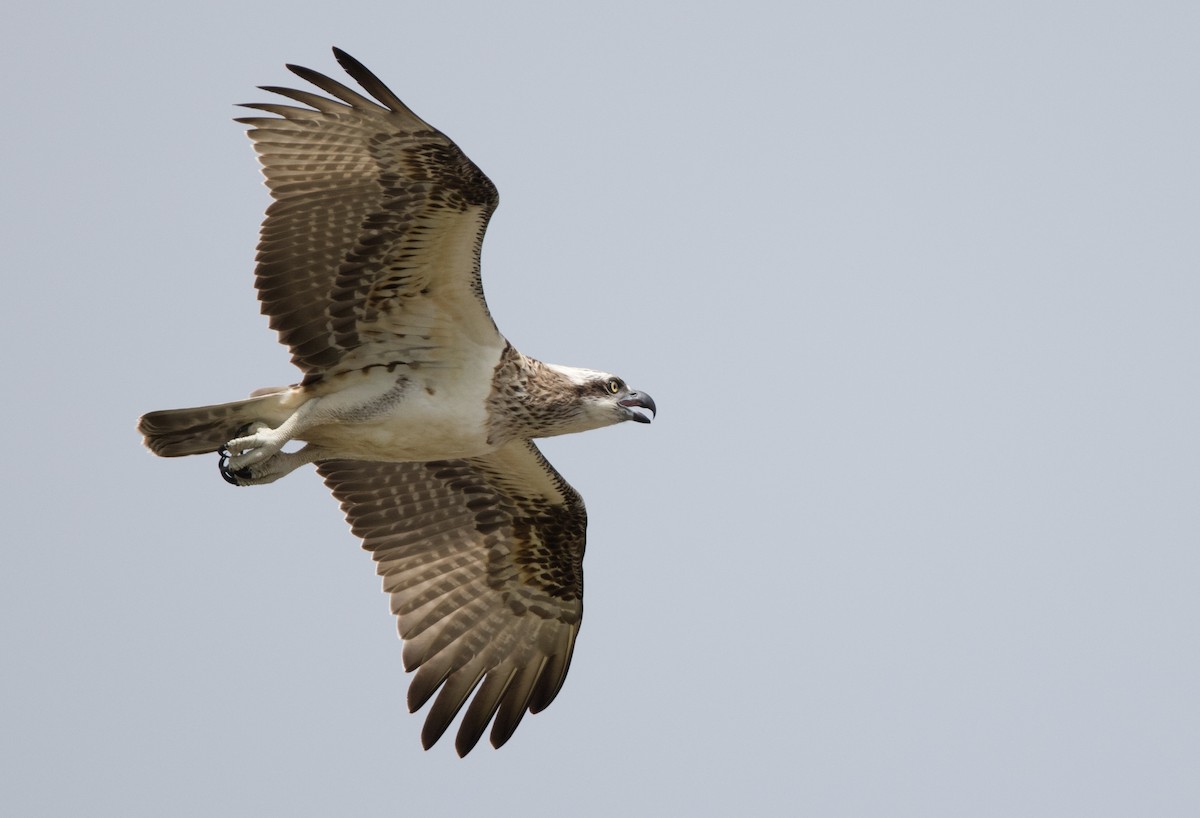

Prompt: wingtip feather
[
  {"left": 329, "top": 46, "right": 414, "bottom": 116},
  {"left": 454, "top": 666, "right": 518, "bottom": 756}
]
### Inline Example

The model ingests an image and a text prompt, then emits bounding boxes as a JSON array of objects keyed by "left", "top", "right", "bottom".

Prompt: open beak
[{"left": 619, "top": 390, "right": 657, "bottom": 424}]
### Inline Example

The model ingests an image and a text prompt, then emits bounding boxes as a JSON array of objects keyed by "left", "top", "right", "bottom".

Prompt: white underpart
[{"left": 225, "top": 342, "right": 505, "bottom": 469}]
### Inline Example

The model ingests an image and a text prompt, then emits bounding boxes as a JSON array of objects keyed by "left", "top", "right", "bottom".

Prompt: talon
[
  {"left": 218, "top": 449, "right": 239, "bottom": 485},
  {"left": 218, "top": 448, "right": 251, "bottom": 486},
  {"left": 233, "top": 422, "right": 261, "bottom": 438}
]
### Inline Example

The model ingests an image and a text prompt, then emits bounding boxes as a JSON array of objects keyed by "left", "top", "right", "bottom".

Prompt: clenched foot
[
  {"left": 219, "top": 425, "right": 318, "bottom": 487},
  {"left": 219, "top": 422, "right": 275, "bottom": 486},
  {"left": 221, "top": 422, "right": 286, "bottom": 469},
  {"left": 218, "top": 449, "right": 305, "bottom": 486}
]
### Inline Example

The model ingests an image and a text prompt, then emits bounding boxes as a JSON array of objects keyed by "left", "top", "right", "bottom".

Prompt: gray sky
[{"left": 4, "top": 1, "right": 1198, "bottom": 815}]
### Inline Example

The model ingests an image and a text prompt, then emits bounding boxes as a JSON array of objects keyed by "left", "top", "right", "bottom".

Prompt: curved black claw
[
  {"left": 232, "top": 422, "right": 259, "bottom": 438},
  {"left": 218, "top": 423, "right": 264, "bottom": 486},
  {"left": 218, "top": 448, "right": 249, "bottom": 486}
]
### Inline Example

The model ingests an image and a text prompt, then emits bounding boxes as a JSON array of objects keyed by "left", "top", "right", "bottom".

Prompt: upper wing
[
  {"left": 236, "top": 48, "right": 503, "bottom": 378},
  {"left": 317, "top": 440, "right": 586, "bottom": 755}
]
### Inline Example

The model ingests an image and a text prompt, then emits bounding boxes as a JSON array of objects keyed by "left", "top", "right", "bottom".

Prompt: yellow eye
[{"left": 607, "top": 379, "right": 622, "bottom": 394}]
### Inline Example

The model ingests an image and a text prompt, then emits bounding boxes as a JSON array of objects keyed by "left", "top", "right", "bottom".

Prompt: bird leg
[{"left": 218, "top": 398, "right": 324, "bottom": 482}]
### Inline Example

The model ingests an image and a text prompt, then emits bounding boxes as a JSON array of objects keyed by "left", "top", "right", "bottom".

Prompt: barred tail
[{"left": 137, "top": 389, "right": 292, "bottom": 457}]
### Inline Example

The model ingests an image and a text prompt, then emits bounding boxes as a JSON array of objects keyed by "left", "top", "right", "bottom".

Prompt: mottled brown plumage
[
  {"left": 237, "top": 51, "right": 500, "bottom": 379},
  {"left": 318, "top": 440, "right": 584, "bottom": 754}
]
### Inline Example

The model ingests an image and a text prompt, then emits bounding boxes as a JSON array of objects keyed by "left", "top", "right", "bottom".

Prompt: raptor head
[{"left": 544, "top": 365, "right": 657, "bottom": 433}]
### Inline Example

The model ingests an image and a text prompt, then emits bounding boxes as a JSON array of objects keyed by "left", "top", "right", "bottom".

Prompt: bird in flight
[{"left": 137, "top": 48, "right": 655, "bottom": 756}]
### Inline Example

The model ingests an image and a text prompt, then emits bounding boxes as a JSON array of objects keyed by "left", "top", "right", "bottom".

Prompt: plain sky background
[{"left": 4, "top": 1, "right": 1197, "bottom": 815}]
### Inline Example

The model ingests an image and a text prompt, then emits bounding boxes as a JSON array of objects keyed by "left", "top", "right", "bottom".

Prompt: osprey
[{"left": 137, "top": 48, "right": 655, "bottom": 756}]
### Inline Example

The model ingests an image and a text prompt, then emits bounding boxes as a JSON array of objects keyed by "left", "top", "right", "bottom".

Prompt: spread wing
[
  {"left": 236, "top": 48, "right": 502, "bottom": 379},
  {"left": 317, "top": 440, "right": 586, "bottom": 755}
]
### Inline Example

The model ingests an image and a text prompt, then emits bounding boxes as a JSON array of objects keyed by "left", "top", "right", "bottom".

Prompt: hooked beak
[{"left": 618, "top": 390, "right": 657, "bottom": 424}]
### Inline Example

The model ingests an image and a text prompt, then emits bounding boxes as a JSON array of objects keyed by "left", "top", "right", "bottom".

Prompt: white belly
[{"left": 297, "top": 352, "right": 501, "bottom": 462}]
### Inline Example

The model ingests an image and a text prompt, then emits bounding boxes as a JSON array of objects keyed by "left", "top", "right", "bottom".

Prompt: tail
[{"left": 138, "top": 389, "right": 292, "bottom": 457}]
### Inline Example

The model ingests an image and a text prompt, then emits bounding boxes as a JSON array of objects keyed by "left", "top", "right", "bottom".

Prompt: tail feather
[{"left": 138, "top": 390, "right": 291, "bottom": 457}]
